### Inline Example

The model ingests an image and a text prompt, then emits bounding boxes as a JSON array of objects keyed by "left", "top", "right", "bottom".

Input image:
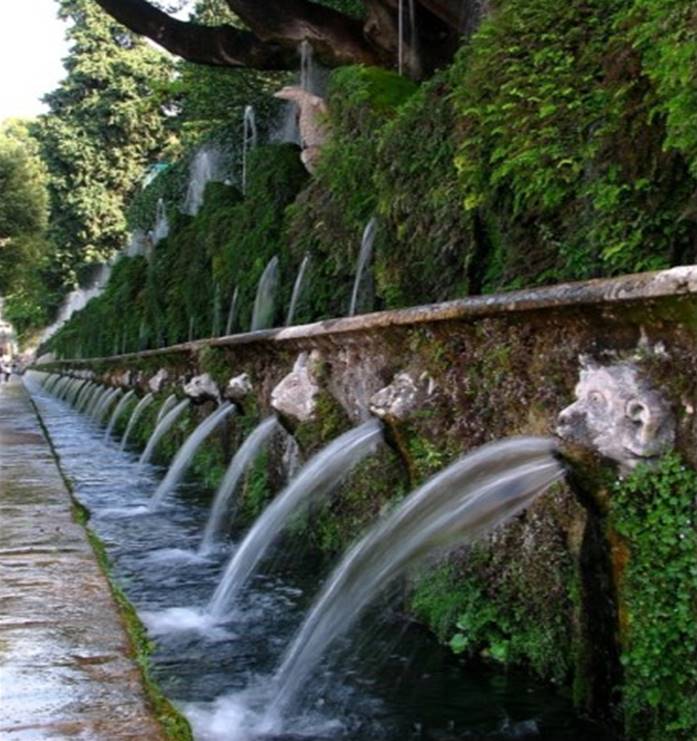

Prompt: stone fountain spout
[
  {"left": 556, "top": 357, "right": 675, "bottom": 472},
  {"left": 148, "top": 368, "right": 169, "bottom": 394},
  {"left": 183, "top": 373, "right": 221, "bottom": 405},
  {"left": 369, "top": 371, "right": 436, "bottom": 423},
  {"left": 271, "top": 351, "right": 322, "bottom": 426}
]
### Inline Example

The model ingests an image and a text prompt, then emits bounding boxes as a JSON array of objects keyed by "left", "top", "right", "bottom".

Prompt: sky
[
  {"left": 0, "top": 0, "right": 70, "bottom": 122},
  {"left": 0, "top": 1, "right": 197, "bottom": 123}
]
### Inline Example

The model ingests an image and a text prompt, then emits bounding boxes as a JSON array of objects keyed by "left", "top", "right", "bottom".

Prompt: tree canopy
[
  {"left": 0, "top": 120, "right": 48, "bottom": 246},
  {"left": 33, "top": 0, "right": 174, "bottom": 287},
  {"left": 0, "top": 120, "right": 54, "bottom": 333}
]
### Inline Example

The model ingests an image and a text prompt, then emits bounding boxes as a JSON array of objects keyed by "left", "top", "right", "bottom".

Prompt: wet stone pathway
[{"left": 0, "top": 380, "right": 165, "bottom": 740}]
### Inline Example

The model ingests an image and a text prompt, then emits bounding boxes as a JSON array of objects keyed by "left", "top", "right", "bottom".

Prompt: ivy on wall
[{"left": 610, "top": 454, "right": 697, "bottom": 740}]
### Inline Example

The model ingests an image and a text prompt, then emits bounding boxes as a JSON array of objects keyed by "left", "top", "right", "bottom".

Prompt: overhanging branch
[{"left": 94, "top": 0, "right": 294, "bottom": 69}]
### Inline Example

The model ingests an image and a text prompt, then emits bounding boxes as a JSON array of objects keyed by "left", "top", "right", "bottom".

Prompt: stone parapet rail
[{"left": 44, "top": 265, "right": 697, "bottom": 366}]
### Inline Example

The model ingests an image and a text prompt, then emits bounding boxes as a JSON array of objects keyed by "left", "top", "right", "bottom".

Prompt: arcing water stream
[{"left": 26, "top": 372, "right": 610, "bottom": 741}]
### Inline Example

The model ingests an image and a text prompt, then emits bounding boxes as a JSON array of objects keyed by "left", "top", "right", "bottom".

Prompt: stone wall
[{"left": 40, "top": 265, "right": 697, "bottom": 733}]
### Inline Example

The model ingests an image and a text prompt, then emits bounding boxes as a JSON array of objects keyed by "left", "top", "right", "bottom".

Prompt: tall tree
[
  {"left": 34, "top": 0, "right": 174, "bottom": 287},
  {"left": 0, "top": 120, "right": 54, "bottom": 334},
  {"left": 0, "top": 120, "right": 48, "bottom": 246},
  {"left": 94, "top": 0, "right": 479, "bottom": 78}
]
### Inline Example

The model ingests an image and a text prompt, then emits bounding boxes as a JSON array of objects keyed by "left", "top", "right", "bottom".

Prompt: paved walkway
[{"left": 0, "top": 380, "right": 165, "bottom": 739}]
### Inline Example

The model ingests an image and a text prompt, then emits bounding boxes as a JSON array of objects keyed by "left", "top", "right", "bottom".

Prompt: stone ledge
[{"left": 47, "top": 264, "right": 697, "bottom": 366}]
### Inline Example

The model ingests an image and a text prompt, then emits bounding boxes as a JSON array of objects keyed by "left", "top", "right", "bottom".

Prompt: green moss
[
  {"left": 410, "top": 488, "right": 581, "bottom": 688},
  {"left": 293, "top": 390, "right": 351, "bottom": 454},
  {"left": 197, "top": 346, "right": 231, "bottom": 389},
  {"left": 302, "top": 447, "right": 409, "bottom": 555},
  {"left": 405, "top": 430, "right": 450, "bottom": 482},
  {"left": 410, "top": 564, "right": 473, "bottom": 642},
  {"left": 373, "top": 67, "right": 474, "bottom": 305},
  {"left": 241, "top": 450, "right": 271, "bottom": 521},
  {"left": 84, "top": 523, "right": 193, "bottom": 739},
  {"left": 189, "top": 433, "right": 227, "bottom": 493},
  {"left": 328, "top": 66, "right": 418, "bottom": 117},
  {"left": 609, "top": 454, "right": 697, "bottom": 740},
  {"left": 451, "top": 0, "right": 697, "bottom": 286}
]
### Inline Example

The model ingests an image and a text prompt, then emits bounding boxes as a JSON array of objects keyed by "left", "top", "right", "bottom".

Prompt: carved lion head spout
[{"left": 556, "top": 358, "right": 675, "bottom": 471}]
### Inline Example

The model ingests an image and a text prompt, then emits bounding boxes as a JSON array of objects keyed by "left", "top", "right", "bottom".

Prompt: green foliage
[
  {"left": 625, "top": 0, "right": 697, "bottom": 178},
  {"left": 47, "top": 143, "right": 306, "bottom": 357},
  {"left": 125, "top": 158, "right": 190, "bottom": 236},
  {"left": 410, "top": 495, "right": 580, "bottom": 687},
  {"left": 241, "top": 450, "right": 271, "bottom": 520},
  {"left": 34, "top": 0, "right": 173, "bottom": 288},
  {"left": 609, "top": 454, "right": 697, "bottom": 740},
  {"left": 374, "top": 68, "right": 474, "bottom": 306},
  {"left": 451, "top": 0, "right": 697, "bottom": 287},
  {"left": 210, "top": 144, "right": 309, "bottom": 331},
  {"left": 0, "top": 120, "right": 56, "bottom": 336},
  {"left": 45, "top": 0, "right": 697, "bottom": 354},
  {"left": 317, "top": 65, "right": 417, "bottom": 231},
  {"left": 284, "top": 65, "right": 419, "bottom": 319},
  {"left": 0, "top": 121, "right": 48, "bottom": 241}
]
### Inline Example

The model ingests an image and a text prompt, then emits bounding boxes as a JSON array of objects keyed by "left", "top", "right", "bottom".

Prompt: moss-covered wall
[
  {"left": 35, "top": 0, "right": 697, "bottom": 734},
  {"left": 44, "top": 0, "right": 697, "bottom": 361},
  {"left": 42, "top": 288, "right": 697, "bottom": 738}
]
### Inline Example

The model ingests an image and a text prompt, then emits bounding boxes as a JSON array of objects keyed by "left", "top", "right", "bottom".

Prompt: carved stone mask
[{"left": 556, "top": 359, "right": 675, "bottom": 470}]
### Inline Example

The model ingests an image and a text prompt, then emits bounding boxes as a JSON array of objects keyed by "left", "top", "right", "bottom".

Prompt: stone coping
[{"left": 46, "top": 264, "right": 697, "bottom": 366}]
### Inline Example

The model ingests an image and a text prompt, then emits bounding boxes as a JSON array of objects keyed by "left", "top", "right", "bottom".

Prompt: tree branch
[
  {"left": 225, "top": 0, "right": 383, "bottom": 65},
  {"left": 94, "top": 0, "right": 384, "bottom": 70},
  {"left": 94, "top": 0, "right": 294, "bottom": 69}
]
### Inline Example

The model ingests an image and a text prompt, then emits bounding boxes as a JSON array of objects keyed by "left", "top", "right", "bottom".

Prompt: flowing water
[
  {"left": 224, "top": 287, "right": 239, "bottom": 337},
  {"left": 140, "top": 399, "right": 190, "bottom": 467},
  {"left": 200, "top": 417, "right": 280, "bottom": 553},
  {"left": 86, "top": 386, "right": 109, "bottom": 418},
  {"left": 206, "top": 420, "right": 384, "bottom": 620},
  {"left": 268, "top": 437, "right": 564, "bottom": 719},
  {"left": 62, "top": 378, "right": 82, "bottom": 403},
  {"left": 242, "top": 105, "right": 258, "bottom": 195},
  {"left": 152, "top": 198, "right": 170, "bottom": 244},
  {"left": 75, "top": 381, "right": 96, "bottom": 411},
  {"left": 349, "top": 218, "right": 378, "bottom": 317},
  {"left": 39, "top": 263, "right": 112, "bottom": 344},
  {"left": 156, "top": 394, "right": 179, "bottom": 426},
  {"left": 150, "top": 403, "right": 236, "bottom": 509},
  {"left": 286, "top": 254, "right": 310, "bottom": 326},
  {"left": 105, "top": 389, "right": 136, "bottom": 440},
  {"left": 27, "top": 373, "right": 611, "bottom": 741},
  {"left": 398, "top": 0, "right": 419, "bottom": 77},
  {"left": 184, "top": 147, "right": 222, "bottom": 216},
  {"left": 121, "top": 392, "right": 154, "bottom": 451},
  {"left": 91, "top": 386, "right": 113, "bottom": 421},
  {"left": 250, "top": 256, "right": 279, "bottom": 332},
  {"left": 95, "top": 387, "right": 122, "bottom": 424}
]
